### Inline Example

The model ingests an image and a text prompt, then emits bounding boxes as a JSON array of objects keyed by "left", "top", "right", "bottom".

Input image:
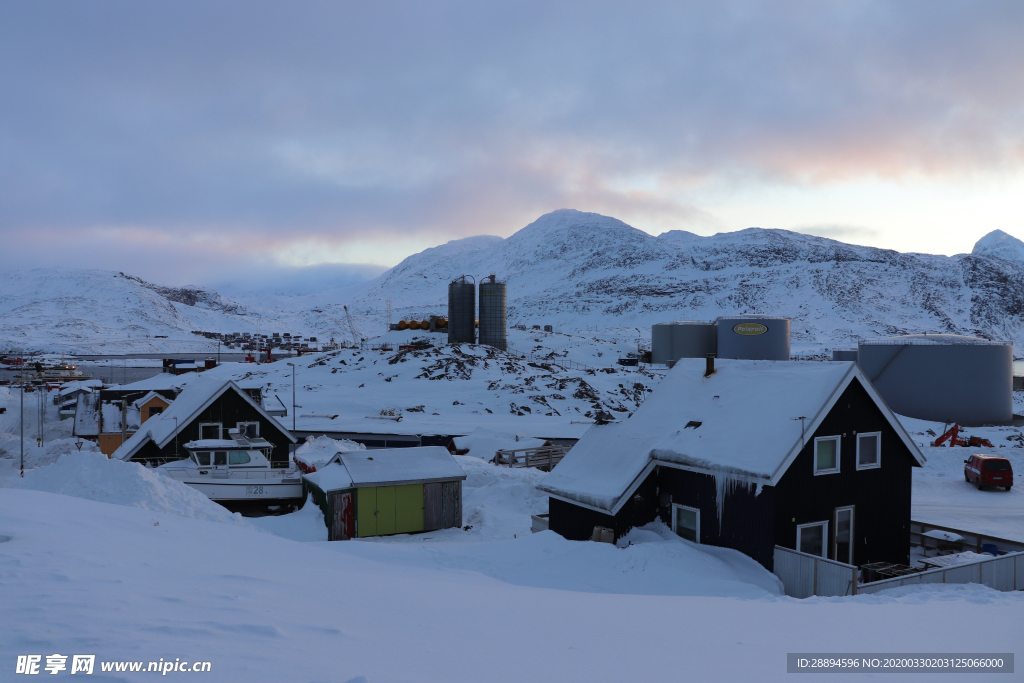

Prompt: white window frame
[
  {"left": 796, "top": 520, "right": 829, "bottom": 558},
  {"left": 855, "top": 432, "right": 881, "bottom": 470},
  {"left": 198, "top": 422, "right": 222, "bottom": 440},
  {"left": 671, "top": 503, "right": 701, "bottom": 544},
  {"left": 236, "top": 421, "right": 259, "bottom": 437},
  {"left": 833, "top": 506, "right": 855, "bottom": 564},
  {"left": 813, "top": 436, "right": 841, "bottom": 475}
]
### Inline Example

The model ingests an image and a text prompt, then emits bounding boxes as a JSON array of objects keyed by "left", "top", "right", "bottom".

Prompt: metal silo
[
  {"left": 857, "top": 334, "right": 1012, "bottom": 423},
  {"left": 651, "top": 321, "right": 717, "bottom": 365},
  {"left": 478, "top": 274, "right": 507, "bottom": 351},
  {"left": 447, "top": 275, "right": 476, "bottom": 344},
  {"left": 716, "top": 315, "right": 790, "bottom": 360}
]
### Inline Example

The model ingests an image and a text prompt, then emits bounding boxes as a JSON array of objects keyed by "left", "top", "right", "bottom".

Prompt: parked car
[{"left": 964, "top": 454, "right": 1013, "bottom": 490}]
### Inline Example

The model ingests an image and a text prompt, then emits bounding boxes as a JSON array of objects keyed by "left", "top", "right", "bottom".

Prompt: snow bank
[
  {"left": 293, "top": 434, "right": 364, "bottom": 472},
  {"left": 1, "top": 452, "right": 250, "bottom": 527},
  {"left": 451, "top": 427, "right": 545, "bottom": 460}
]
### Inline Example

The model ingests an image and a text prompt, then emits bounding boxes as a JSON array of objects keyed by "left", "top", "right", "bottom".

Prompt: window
[
  {"left": 213, "top": 451, "right": 228, "bottom": 466},
  {"left": 856, "top": 432, "right": 880, "bottom": 470},
  {"left": 671, "top": 504, "right": 700, "bottom": 543},
  {"left": 229, "top": 452, "right": 251, "bottom": 465},
  {"left": 984, "top": 460, "right": 1011, "bottom": 472},
  {"left": 149, "top": 406, "right": 163, "bottom": 416},
  {"left": 834, "top": 507, "right": 854, "bottom": 564},
  {"left": 194, "top": 452, "right": 211, "bottom": 466},
  {"left": 814, "top": 436, "right": 840, "bottom": 475},
  {"left": 237, "top": 422, "right": 259, "bottom": 438},
  {"left": 797, "top": 521, "right": 828, "bottom": 557},
  {"left": 199, "top": 423, "right": 222, "bottom": 440}
]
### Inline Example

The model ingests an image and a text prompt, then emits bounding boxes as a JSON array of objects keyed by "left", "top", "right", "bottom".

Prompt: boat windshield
[
  {"left": 229, "top": 452, "right": 251, "bottom": 465},
  {"left": 194, "top": 452, "right": 211, "bottom": 466},
  {"left": 213, "top": 451, "right": 228, "bottom": 466}
]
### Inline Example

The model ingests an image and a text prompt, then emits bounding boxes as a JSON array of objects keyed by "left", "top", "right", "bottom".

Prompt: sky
[{"left": 2, "top": 1, "right": 1023, "bottom": 288}]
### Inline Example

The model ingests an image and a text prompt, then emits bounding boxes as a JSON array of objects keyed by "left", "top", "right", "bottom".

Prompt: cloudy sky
[{"left": 2, "top": 1, "right": 1023, "bottom": 288}]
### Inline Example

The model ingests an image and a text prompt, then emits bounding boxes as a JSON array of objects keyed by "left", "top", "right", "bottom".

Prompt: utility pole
[
  {"left": 20, "top": 384, "right": 24, "bottom": 477},
  {"left": 286, "top": 362, "right": 296, "bottom": 460},
  {"left": 121, "top": 398, "right": 127, "bottom": 449}
]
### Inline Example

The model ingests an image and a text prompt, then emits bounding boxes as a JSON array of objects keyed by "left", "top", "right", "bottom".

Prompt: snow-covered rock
[{"left": 972, "top": 229, "right": 1024, "bottom": 264}]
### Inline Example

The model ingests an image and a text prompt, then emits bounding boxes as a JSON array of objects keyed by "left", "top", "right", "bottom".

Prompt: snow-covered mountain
[
  {"left": 4, "top": 211, "right": 1024, "bottom": 354},
  {"left": 0, "top": 269, "right": 273, "bottom": 354},
  {"left": 341, "top": 210, "right": 1024, "bottom": 353}
]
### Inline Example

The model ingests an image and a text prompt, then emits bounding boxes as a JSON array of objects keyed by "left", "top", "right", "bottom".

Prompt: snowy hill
[
  {"left": 0, "top": 269, "right": 285, "bottom": 354},
  {"left": 341, "top": 211, "right": 1024, "bottom": 353},
  {"left": 5, "top": 213, "right": 1024, "bottom": 354}
]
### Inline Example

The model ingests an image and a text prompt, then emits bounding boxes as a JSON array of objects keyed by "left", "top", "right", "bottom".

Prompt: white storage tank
[
  {"left": 857, "top": 334, "right": 1012, "bottom": 423},
  {"left": 716, "top": 315, "right": 790, "bottom": 360},
  {"left": 651, "top": 321, "right": 717, "bottom": 365}
]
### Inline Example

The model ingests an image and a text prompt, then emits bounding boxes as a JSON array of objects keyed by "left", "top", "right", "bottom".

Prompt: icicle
[{"left": 712, "top": 472, "right": 758, "bottom": 534}]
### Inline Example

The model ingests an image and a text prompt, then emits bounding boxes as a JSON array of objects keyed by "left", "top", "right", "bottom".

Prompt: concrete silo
[
  {"left": 447, "top": 275, "right": 476, "bottom": 345},
  {"left": 857, "top": 334, "right": 1012, "bottom": 423},
  {"left": 478, "top": 274, "right": 507, "bottom": 351},
  {"left": 651, "top": 321, "right": 717, "bottom": 365},
  {"left": 716, "top": 315, "right": 790, "bottom": 360}
]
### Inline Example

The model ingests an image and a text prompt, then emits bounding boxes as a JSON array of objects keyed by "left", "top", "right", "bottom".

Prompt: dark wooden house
[
  {"left": 113, "top": 378, "right": 296, "bottom": 467},
  {"left": 539, "top": 358, "right": 925, "bottom": 571}
]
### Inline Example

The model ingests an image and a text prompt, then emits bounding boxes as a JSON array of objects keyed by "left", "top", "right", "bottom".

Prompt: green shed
[{"left": 302, "top": 446, "right": 467, "bottom": 541}]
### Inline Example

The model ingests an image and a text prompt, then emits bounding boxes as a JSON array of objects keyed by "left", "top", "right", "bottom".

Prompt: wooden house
[
  {"left": 303, "top": 447, "right": 466, "bottom": 540},
  {"left": 539, "top": 358, "right": 925, "bottom": 571},
  {"left": 112, "top": 378, "right": 296, "bottom": 467}
]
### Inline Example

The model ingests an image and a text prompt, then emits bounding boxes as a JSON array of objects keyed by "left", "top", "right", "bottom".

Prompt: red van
[{"left": 964, "top": 454, "right": 1014, "bottom": 491}]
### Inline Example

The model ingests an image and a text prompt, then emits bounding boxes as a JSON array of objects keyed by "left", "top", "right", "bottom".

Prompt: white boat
[{"left": 158, "top": 430, "right": 304, "bottom": 510}]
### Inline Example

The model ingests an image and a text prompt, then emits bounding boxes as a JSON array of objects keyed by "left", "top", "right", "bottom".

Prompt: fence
[
  {"left": 855, "top": 551, "right": 1024, "bottom": 595},
  {"left": 774, "top": 546, "right": 859, "bottom": 598},
  {"left": 492, "top": 445, "right": 570, "bottom": 471}
]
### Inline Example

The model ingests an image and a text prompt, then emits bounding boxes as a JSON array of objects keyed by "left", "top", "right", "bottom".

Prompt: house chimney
[{"left": 704, "top": 354, "right": 716, "bottom": 377}]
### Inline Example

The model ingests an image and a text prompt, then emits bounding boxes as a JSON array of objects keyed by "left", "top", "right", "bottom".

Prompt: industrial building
[
  {"left": 303, "top": 447, "right": 467, "bottom": 540},
  {"left": 539, "top": 357, "right": 924, "bottom": 572},
  {"left": 651, "top": 315, "right": 790, "bottom": 365},
  {"left": 447, "top": 275, "right": 476, "bottom": 344},
  {"left": 478, "top": 274, "right": 507, "bottom": 351},
  {"left": 857, "top": 334, "right": 1013, "bottom": 424}
]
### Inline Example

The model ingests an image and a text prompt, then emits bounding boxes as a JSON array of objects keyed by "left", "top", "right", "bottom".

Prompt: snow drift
[{"left": 2, "top": 452, "right": 250, "bottom": 526}]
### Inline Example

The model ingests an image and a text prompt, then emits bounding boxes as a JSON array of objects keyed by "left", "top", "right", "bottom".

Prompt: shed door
[
  {"left": 394, "top": 484, "right": 424, "bottom": 534},
  {"left": 423, "top": 483, "right": 443, "bottom": 531},
  {"left": 330, "top": 492, "right": 354, "bottom": 541},
  {"left": 376, "top": 486, "right": 397, "bottom": 536},
  {"left": 441, "top": 480, "right": 462, "bottom": 529},
  {"left": 357, "top": 488, "right": 377, "bottom": 537}
]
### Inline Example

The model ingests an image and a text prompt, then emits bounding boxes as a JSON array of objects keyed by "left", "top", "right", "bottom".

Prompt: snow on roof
[
  {"left": 113, "top": 378, "right": 294, "bottom": 461},
  {"left": 539, "top": 358, "right": 924, "bottom": 514},
  {"left": 451, "top": 428, "right": 546, "bottom": 459},
  {"left": 59, "top": 379, "right": 103, "bottom": 397},
  {"left": 183, "top": 439, "right": 247, "bottom": 449},
  {"left": 859, "top": 334, "right": 1009, "bottom": 346},
  {"left": 293, "top": 435, "right": 364, "bottom": 471},
  {"left": 305, "top": 446, "right": 466, "bottom": 491},
  {"left": 132, "top": 391, "right": 171, "bottom": 410}
]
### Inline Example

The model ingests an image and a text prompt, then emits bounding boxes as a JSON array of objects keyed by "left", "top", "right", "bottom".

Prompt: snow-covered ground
[
  {"left": 898, "top": 415, "right": 1024, "bottom": 542},
  {"left": 3, "top": 452, "right": 1023, "bottom": 682}
]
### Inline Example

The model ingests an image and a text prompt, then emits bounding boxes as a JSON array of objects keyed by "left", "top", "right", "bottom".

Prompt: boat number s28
[{"left": 245, "top": 486, "right": 265, "bottom": 496}]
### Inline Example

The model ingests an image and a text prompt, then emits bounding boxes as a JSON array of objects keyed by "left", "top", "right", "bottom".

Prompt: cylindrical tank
[
  {"left": 478, "top": 275, "right": 507, "bottom": 351},
  {"left": 716, "top": 315, "right": 790, "bottom": 360},
  {"left": 857, "top": 334, "right": 1012, "bottom": 423},
  {"left": 448, "top": 276, "right": 476, "bottom": 344},
  {"left": 651, "top": 321, "right": 717, "bottom": 365},
  {"left": 419, "top": 320, "right": 429, "bottom": 330},
  {"left": 397, "top": 320, "right": 409, "bottom": 330},
  {"left": 833, "top": 349, "right": 858, "bottom": 362}
]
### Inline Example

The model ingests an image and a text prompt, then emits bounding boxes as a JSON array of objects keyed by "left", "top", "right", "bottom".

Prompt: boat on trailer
[{"left": 158, "top": 429, "right": 304, "bottom": 511}]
